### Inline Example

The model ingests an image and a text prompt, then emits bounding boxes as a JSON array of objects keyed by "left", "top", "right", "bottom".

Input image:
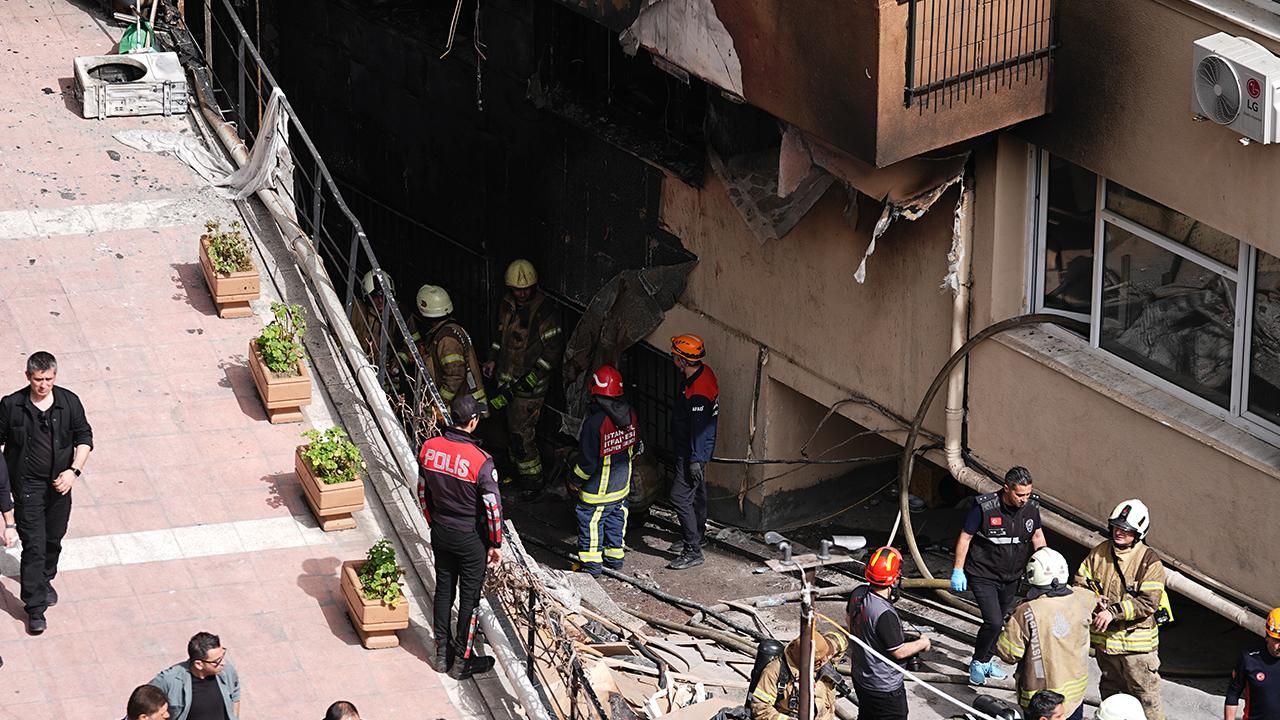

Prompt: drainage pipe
[
  {"left": 897, "top": 178, "right": 1266, "bottom": 637},
  {"left": 191, "top": 78, "right": 553, "bottom": 720}
]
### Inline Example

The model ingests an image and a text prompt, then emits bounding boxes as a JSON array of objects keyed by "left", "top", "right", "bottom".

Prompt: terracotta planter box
[
  {"left": 296, "top": 446, "right": 363, "bottom": 532},
  {"left": 199, "top": 236, "right": 259, "bottom": 318},
  {"left": 248, "top": 340, "right": 311, "bottom": 424},
  {"left": 341, "top": 560, "right": 409, "bottom": 649}
]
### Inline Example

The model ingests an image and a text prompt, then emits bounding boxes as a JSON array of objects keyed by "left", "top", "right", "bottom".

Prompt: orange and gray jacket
[
  {"left": 573, "top": 397, "right": 638, "bottom": 505},
  {"left": 489, "top": 290, "right": 563, "bottom": 397},
  {"left": 671, "top": 364, "right": 719, "bottom": 463},
  {"left": 1072, "top": 540, "right": 1166, "bottom": 654}
]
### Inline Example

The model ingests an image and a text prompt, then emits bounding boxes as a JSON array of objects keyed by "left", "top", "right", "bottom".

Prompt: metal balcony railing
[{"left": 905, "top": 0, "right": 1056, "bottom": 108}]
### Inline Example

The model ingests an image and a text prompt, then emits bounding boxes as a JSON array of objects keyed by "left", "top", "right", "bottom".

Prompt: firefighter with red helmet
[
  {"left": 847, "top": 547, "right": 931, "bottom": 720},
  {"left": 571, "top": 365, "right": 639, "bottom": 576},
  {"left": 667, "top": 334, "right": 719, "bottom": 570}
]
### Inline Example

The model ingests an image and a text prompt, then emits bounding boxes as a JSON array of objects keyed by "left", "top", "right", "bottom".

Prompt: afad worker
[
  {"left": 484, "top": 259, "right": 563, "bottom": 499},
  {"left": 1224, "top": 608, "right": 1280, "bottom": 720},
  {"left": 749, "top": 630, "right": 846, "bottom": 720},
  {"left": 1072, "top": 499, "right": 1168, "bottom": 720},
  {"left": 995, "top": 548, "right": 1097, "bottom": 720},
  {"left": 666, "top": 334, "right": 718, "bottom": 571},
  {"left": 417, "top": 395, "right": 502, "bottom": 680},
  {"left": 847, "top": 546, "right": 931, "bottom": 720},
  {"left": 950, "top": 466, "right": 1046, "bottom": 685},
  {"left": 570, "top": 365, "right": 638, "bottom": 576}
]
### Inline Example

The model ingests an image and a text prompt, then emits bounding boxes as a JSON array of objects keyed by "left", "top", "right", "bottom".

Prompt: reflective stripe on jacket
[
  {"left": 1072, "top": 540, "right": 1165, "bottom": 654},
  {"left": 994, "top": 587, "right": 1096, "bottom": 716},
  {"left": 490, "top": 290, "right": 562, "bottom": 396},
  {"left": 574, "top": 399, "right": 637, "bottom": 505}
]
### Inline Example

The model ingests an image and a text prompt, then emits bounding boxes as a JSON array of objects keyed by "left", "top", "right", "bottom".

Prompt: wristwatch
[{"left": 70, "top": 467, "right": 82, "bottom": 477}]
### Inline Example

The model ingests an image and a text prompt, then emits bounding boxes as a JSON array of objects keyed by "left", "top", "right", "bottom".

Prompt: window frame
[{"left": 1029, "top": 148, "right": 1280, "bottom": 447}]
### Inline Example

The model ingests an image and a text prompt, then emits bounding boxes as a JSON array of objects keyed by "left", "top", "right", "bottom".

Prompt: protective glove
[
  {"left": 950, "top": 567, "right": 967, "bottom": 593},
  {"left": 489, "top": 387, "right": 512, "bottom": 411},
  {"left": 688, "top": 462, "right": 705, "bottom": 484},
  {"left": 519, "top": 370, "right": 541, "bottom": 393}
]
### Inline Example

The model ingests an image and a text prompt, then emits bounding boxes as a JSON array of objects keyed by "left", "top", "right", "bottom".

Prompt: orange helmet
[
  {"left": 671, "top": 334, "right": 706, "bottom": 363},
  {"left": 865, "top": 546, "right": 903, "bottom": 587},
  {"left": 590, "top": 365, "right": 624, "bottom": 397},
  {"left": 1268, "top": 608, "right": 1280, "bottom": 639}
]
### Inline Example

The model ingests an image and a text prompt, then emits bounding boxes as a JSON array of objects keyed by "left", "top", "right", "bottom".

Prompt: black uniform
[
  {"left": 0, "top": 386, "right": 93, "bottom": 617},
  {"left": 417, "top": 426, "right": 502, "bottom": 665},
  {"left": 1227, "top": 646, "right": 1280, "bottom": 720},
  {"left": 963, "top": 491, "right": 1041, "bottom": 664}
]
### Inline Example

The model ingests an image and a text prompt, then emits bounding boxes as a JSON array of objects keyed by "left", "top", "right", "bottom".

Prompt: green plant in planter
[
  {"left": 204, "top": 220, "right": 253, "bottom": 275},
  {"left": 358, "top": 538, "right": 404, "bottom": 607},
  {"left": 256, "top": 302, "right": 306, "bottom": 374},
  {"left": 301, "top": 427, "right": 365, "bottom": 484}
]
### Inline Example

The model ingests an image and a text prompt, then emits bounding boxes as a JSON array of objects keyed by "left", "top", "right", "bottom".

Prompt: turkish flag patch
[
  {"left": 1258, "top": 672, "right": 1266, "bottom": 682},
  {"left": 989, "top": 517, "right": 1003, "bottom": 527}
]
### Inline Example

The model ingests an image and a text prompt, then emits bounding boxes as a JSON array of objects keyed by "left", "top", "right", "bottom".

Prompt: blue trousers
[{"left": 576, "top": 500, "right": 628, "bottom": 573}]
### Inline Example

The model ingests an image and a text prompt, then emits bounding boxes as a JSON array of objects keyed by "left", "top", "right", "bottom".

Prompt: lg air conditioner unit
[{"left": 1192, "top": 33, "right": 1280, "bottom": 143}]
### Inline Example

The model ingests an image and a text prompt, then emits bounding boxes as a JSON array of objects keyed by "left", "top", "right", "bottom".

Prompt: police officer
[
  {"left": 570, "top": 365, "right": 637, "bottom": 576},
  {"left": 1225, "top": 609, "right": 1280, "bottom": 720},
  {"left": 950, "top": 466, "right": 1046, "bottom": 685},
  {"left": 848, "top": 546, "right": 931, "bottom": 720},
  {"left": 1073, "top": 499, "right": 1167, "bottom": 720},
  {"left": 667, "top": 334, "right": 719, "bottom": 571},
  {"left": 412, "top": 285, "right": 488, "bottom": 413},
  {"left": 995, "top": 548, "right": 1097, "bottom": 720},
  {"left": 749, "top": 631, "right": 844, "bottom": 720},
  {"left": 483, "top": 259, "right": 563, "bottom": 499},
  {"left": 417, "top": 395, "right": 502, "bottom": 679}
]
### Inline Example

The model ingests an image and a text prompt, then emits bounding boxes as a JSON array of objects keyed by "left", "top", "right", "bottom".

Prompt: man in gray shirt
[{"left": 149, "top": 632, "right": 241, "bottom": 720}]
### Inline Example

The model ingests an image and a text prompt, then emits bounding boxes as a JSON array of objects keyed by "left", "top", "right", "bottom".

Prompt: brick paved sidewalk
[{"left": 0, "top": 2, "right": 466, "bottom": 718}]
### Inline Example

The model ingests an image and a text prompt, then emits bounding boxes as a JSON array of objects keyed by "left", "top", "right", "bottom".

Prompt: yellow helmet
[
  {"left": 415, "top": 284, "right": 453, "bottom": 318},
  {"left": 361, "top": 269, "right": 394, "bottom": 297},
  {"left": 505, "top": 259, "right": 538, "bottom": 289},
  {"left": 1268, "top": 607, "right": 1280, "bottom": 639}
]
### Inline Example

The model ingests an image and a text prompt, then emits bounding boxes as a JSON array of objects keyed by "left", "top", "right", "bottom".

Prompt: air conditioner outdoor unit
[{"left": 1191, "top": 33, "right": 1280, "bottom": 143}]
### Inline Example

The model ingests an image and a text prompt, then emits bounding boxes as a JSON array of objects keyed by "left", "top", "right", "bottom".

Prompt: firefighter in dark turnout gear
[
  {"left": 950, "top": 466, "right": 1046, "bottom": 685},
  {"left": 483, "top": 259, "right": 563, "bottom": 498},
  {"left": 571, "top": 365, "right": 637, "bottom": 576},
  {"left": 411, "top": 285, "right": 488, "bottom": 414},
  {"left": 667, "top": 334, "right": 719, "bottom": 571},
  {"left": 417, "top": 395, "right": 502, "bottom": 679}
]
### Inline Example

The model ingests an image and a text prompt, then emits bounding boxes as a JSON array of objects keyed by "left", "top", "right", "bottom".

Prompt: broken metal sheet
[
  {"left": 619, "top": 0, "right": 744, "bottom": 98},
  {"left": 709, "top": 146, "right": 834, "bottom": 244},
  {"left": 779, "top": 125, "right": 967, "bottom": 284}
]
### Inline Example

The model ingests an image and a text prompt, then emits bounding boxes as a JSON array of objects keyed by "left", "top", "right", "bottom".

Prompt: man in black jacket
[{"left": 0, "top": 351, "right": 93, "bottom": 634}]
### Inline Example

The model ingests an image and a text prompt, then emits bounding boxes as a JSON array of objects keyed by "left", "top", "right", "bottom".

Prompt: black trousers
[
  {"left": 14, "top": 476, "right": 72, "bottom": 615},
  {"left": 431, "top": 525, "right": 487, "bottom": 657},
  {"left": 853, "top": 685, "right": 908, "bottom": 720},
  {"left": 669, "top": 458, "right": 706, "bottom": 554},
  {"left": 970, "top": 575, "right": 1018, "bottom": 663}
]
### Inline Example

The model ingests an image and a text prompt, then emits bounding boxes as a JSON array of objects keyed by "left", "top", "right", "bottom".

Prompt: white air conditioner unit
[{"left": 1191, "top": 33, "right": 1280, "bottom": 143}]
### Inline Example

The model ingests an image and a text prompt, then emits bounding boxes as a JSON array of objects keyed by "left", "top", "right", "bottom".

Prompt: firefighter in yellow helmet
[
  {"left": 483, "top": 260, "right": 563, "bottom": 498},
  {"left": 409, "top": 285, "right": 488, "bottom": 415},
  {"left": 749, "top": 630, "right": 845, "bottom": 720},
  {"left": 1072, "top": 499, "right": 1168, "bottom": 720}
]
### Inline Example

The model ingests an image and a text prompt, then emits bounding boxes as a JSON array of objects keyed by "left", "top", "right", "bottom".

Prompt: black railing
[{"left": 904, "top": 0, "right": 1056, "bottom": 108}]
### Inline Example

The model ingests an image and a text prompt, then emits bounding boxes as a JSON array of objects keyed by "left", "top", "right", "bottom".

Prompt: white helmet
[
  {"left": 415, "top": 285, "right": 453, "bottom": 318},
  {"left": 1025, "top": 547, "right": 1070, "bottom": 588},
  {"left": 362, "top": 269, "right": 394, "bottom": 297},
  {"left": 1096, "top": 694, "right": 1146, "bottom": 720},
  {"left": 1108, "top": 499, "right": 1151, "bottom": 539}
]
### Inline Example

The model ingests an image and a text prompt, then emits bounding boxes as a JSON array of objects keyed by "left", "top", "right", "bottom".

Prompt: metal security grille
[{"left": 905, "top": 0, "right": 1056, "bottom": 107}]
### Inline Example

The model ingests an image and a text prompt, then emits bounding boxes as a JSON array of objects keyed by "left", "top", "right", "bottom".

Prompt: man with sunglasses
[
  {"left": 0, "top": 351, "right": 92, "bottom": 635},
  {"left": 150, "top": 632, "right": 241, "bottom": 720}
]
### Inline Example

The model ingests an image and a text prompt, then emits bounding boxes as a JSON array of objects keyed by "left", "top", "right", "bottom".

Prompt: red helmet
[
  {"left": 590, "top": 365, "right": 624, "bottom": 397},
  {"left": 865, "top": 546, "right": 903, "bottom": 587}
]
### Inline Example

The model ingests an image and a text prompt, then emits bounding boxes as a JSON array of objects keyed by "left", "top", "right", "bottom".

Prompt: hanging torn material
[
  {"left": 778, "top": 125, "right": 967, "bottom": 284},
  {"left": 619, "top": 0, "right": 744, "bottom": 98}
]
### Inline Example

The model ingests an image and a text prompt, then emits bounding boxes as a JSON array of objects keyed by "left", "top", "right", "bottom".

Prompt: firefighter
[
  {"left": 748, "top": 631, "right": 844, "bottom": 720},
  {"left": 847, "top": 546, "right": 931, "bottom": 720},
  {"left": 1096, "top": 695, "right": 1147, "bottom": 720},
  {"left": 570, "top": 365, "right": 637, "bottom": 576},
  {"left": 666, "top": 334, "right": 719, "bottom": 571},
  {"left": 1072, "top": 499, "right": 1168, "bottom": 720},
  {"left": 995, "top": 547, "right": 1097, "bottom": 720},
  {"left": 1223, "top": 608, "right": 1280, "bottom": 720},
  {"left": 417, "top": 395, "right": 502, "bottom": 680},
  {"left": 412, "top": 285, "right": 488, "bottom": 414},
  {"left": 483, "top": 259, "right": 563, "bottom": 499},
  {"left": 350, "top": 269, "right": 395, "bottom": 364},
  {"left": 950, "top": 466, "right": 1046, "bottom": 684}
]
